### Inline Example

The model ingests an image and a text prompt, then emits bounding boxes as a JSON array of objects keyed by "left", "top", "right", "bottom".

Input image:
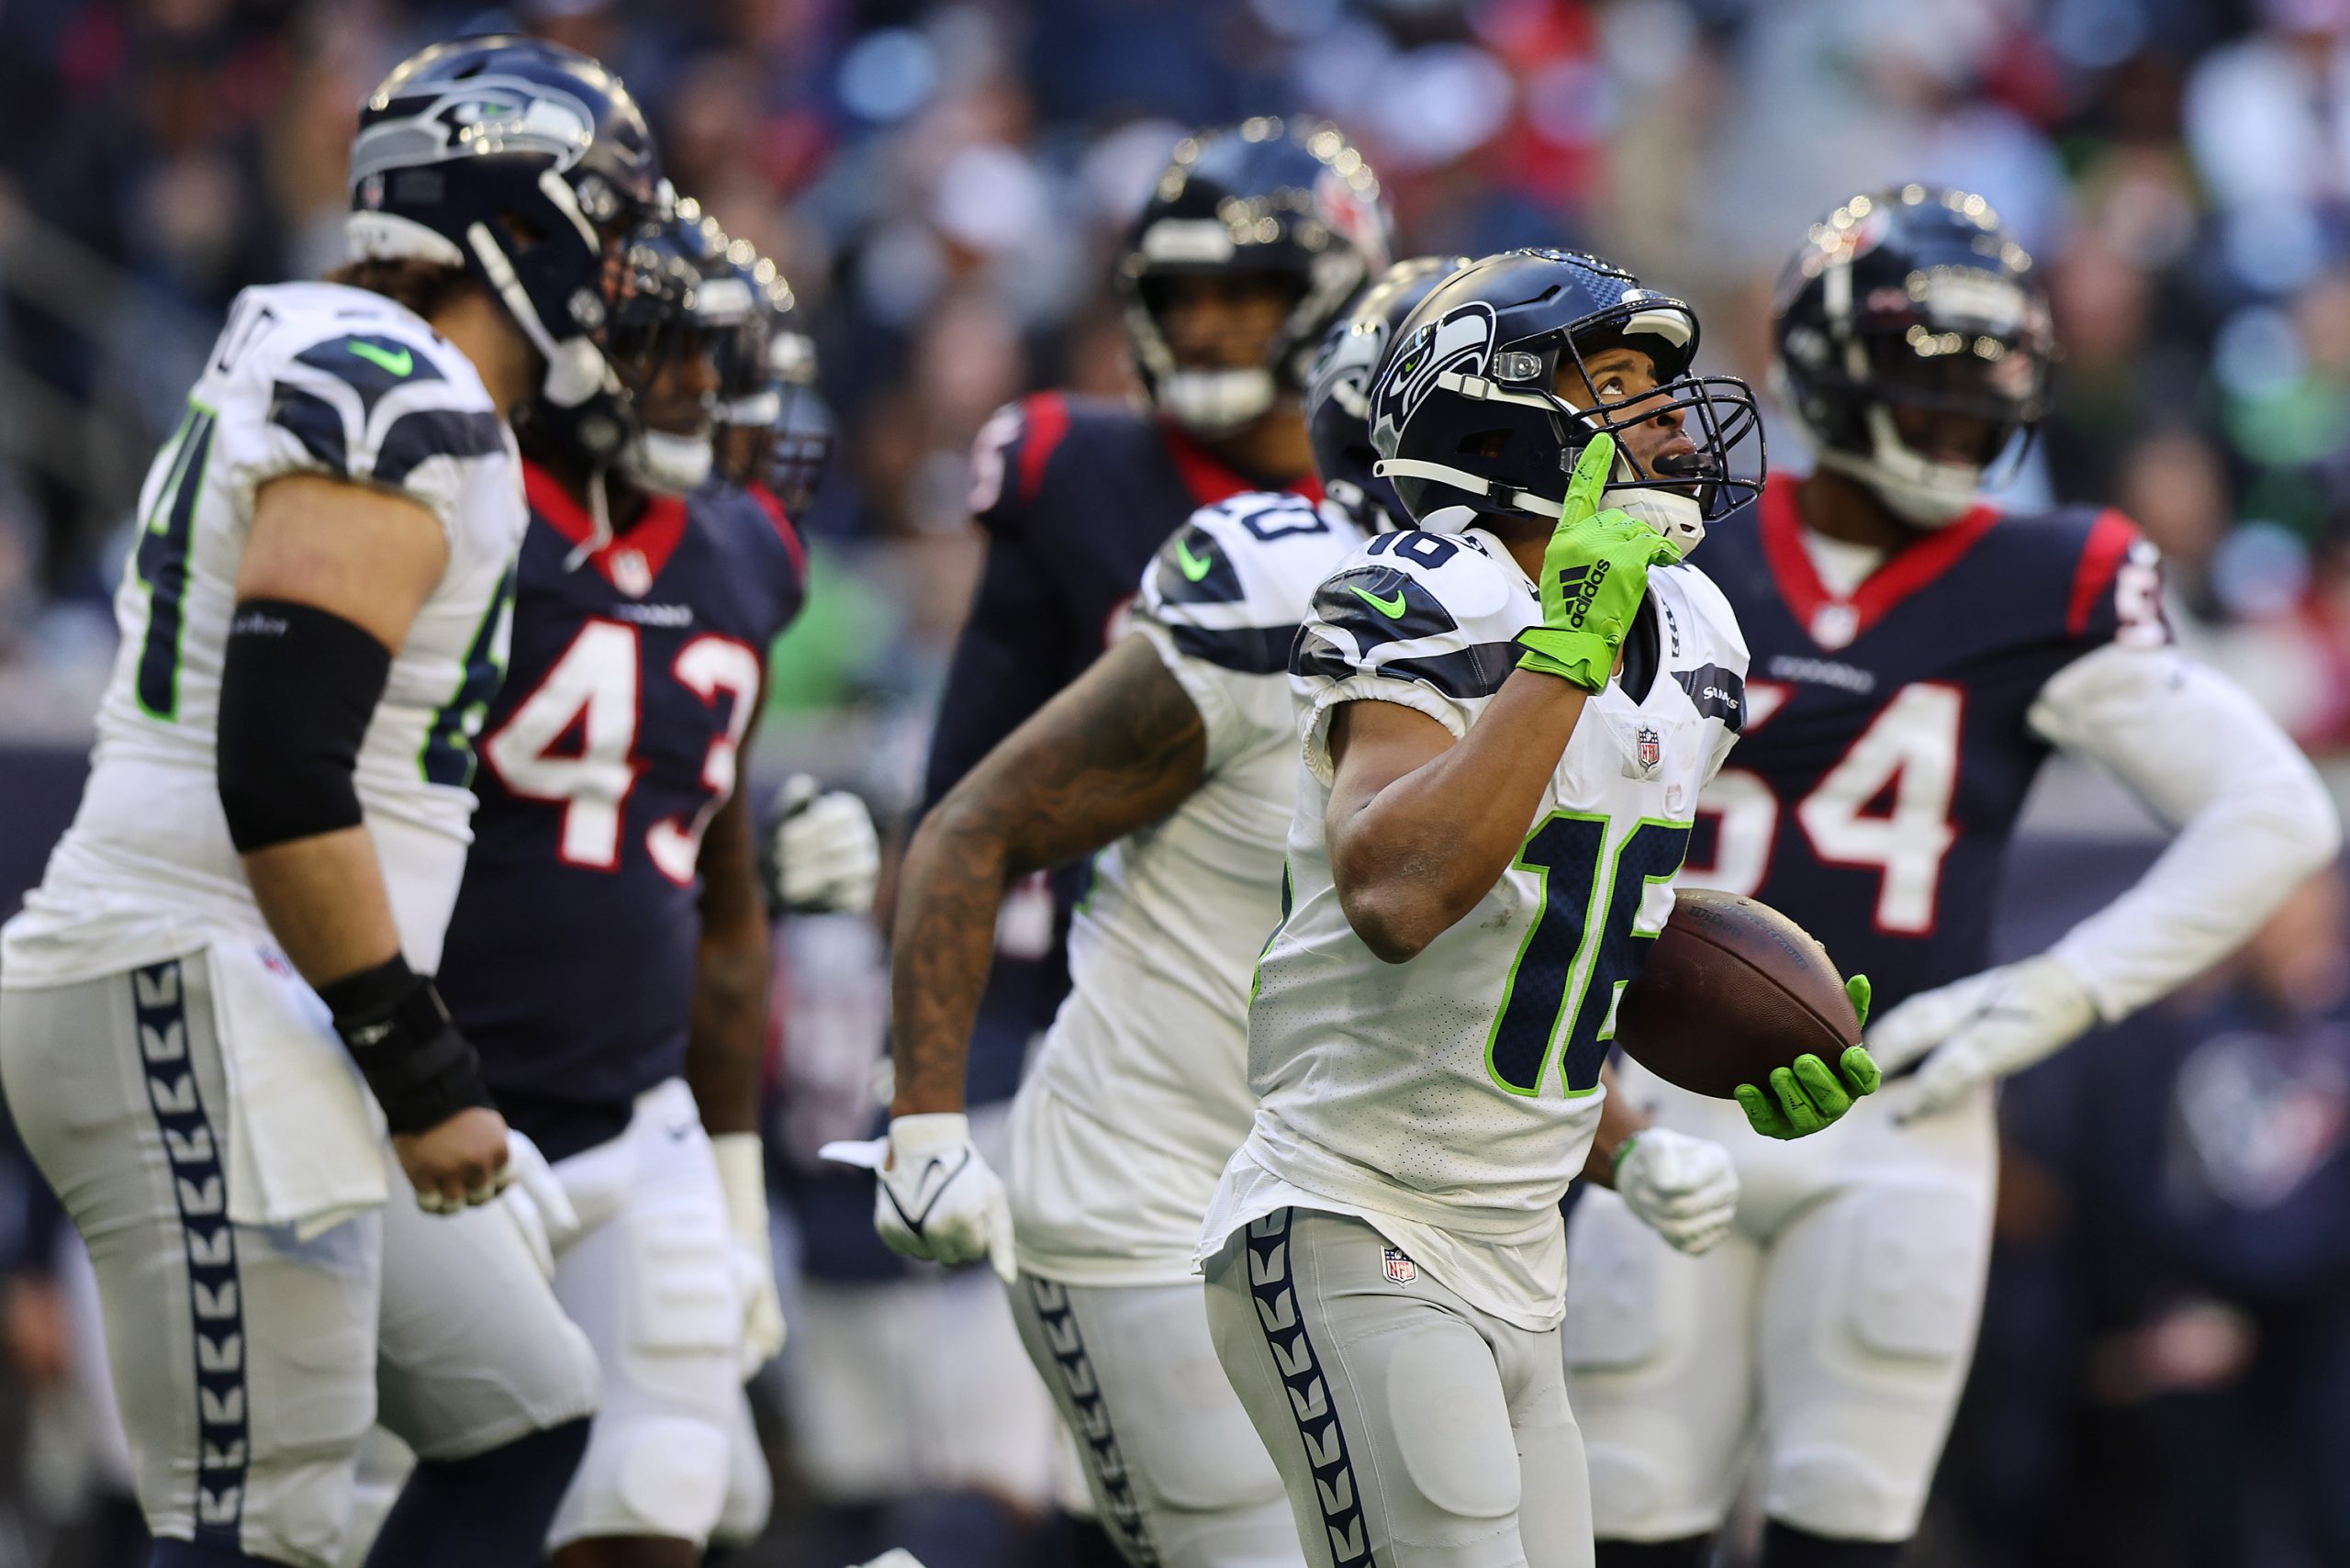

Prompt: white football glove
[
  {"left": 711, "top": 1132, "right": 789, "bottom": 1378},
  {"left": 1612, "top": 1128, "right": 1740, "bottom": 1255},
  {"left": 819, "top": 1113, "right": 1015, "bottom": 1283},
  {"left": 767, "top": 774, "right": 880, "bottom": 916},
  {"left": 495, "top": 1129, "right": 582, "bottom": 1282},
  {"left": 1869, "top": 955, "right": 2100, "bottom": 1125}
]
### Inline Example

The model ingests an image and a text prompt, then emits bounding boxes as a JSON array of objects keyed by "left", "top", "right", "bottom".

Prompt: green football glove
[
  {"left": 1515, "top": 433, "right": 1685, "bottom": 692},
  {"left": 1734, "top": 975, "right": 1883, "bottom": 1140}
]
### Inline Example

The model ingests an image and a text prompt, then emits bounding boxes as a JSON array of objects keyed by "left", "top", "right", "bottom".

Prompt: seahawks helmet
[
  {"left": 525, "top": 202, "right": 752, "bottom": 496},
  {"left": 1370, "top": 249, "right": 1762, "bottom": 551},
  {"left": 348, "top": 36, "right": 662, "bottom": 409},
  {"left": 1774, "top": 185, "right": 2053, "bottom": 525},
  {"left": 714, "top": 251, "right": 834, "bottom": 518},
  {"left": 1304, "top": 255, "right": 1472, "bottom": 532},
  {"left": 1120, "top": 118, "right": 1392, "bottom": 437}
]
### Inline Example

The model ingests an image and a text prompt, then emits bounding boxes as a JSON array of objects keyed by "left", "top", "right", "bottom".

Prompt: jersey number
[
  {"left": 1686, "top": 682, "right": 1963, "bottom": 935},
  {"left": 1487, "top": 815, "right": 1691, "bottom": 1097},
  {"left": 130, "top": 401, "right": 218, "bottom": 721},
  {"left": 481, "top": 621, "right": 762, "bottom": 883}
]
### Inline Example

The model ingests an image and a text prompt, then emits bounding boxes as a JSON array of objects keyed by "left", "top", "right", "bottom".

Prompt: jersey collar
[
  {"left": 1758, "top": 470, "right": 1999, "bottom": 651},
  {"left": 524, "top": 461, "right": 690, "bottom": 595},
  {"left": 1158, "top": 420, "right": 1324, "bottom": 509}
]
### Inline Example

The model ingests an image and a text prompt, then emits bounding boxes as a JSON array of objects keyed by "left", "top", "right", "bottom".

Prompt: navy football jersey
[
  {"left": 1685, "top": 471, "right": 2165, "bottom": 1014},
  {"left": 921, "top": 392, "right": 1322, "bottom": 1106},
  {"left": 438, "top": 464, "right": 805, "bottom": 1155}
]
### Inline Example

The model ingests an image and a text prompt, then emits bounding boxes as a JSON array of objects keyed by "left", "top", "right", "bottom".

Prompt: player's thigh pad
[
  {"left": 1757, "top": 1094, "right": 1997, "bottom": 1542},
  {"left": 547, "top": 1087, "right": 741, "bottom": 1547},
  {"left": 1563, "top": 1188, "right": 1763, "bottom": 1541},
  {"left": 1205, "top": 1208, "right": 1561, "bottom": 1568},
  {"left": 1, "top": 960, "right": 379, "bottom": 1568},
  {"left": 1012, "top": 1275, "right": 1292, "bottom": 1568},
  {"left": 374, "top": 1138, "right": 599, "bottom": 1464}
]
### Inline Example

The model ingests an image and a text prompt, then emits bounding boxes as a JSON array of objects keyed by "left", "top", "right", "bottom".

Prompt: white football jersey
[
  {"left": 1010, "top": 491, "right": 1368, "bottom": 1285},
  {"left": 4, "top": 282, "right": 524, "bottom": 986},
  {"left": 1198, "top": 526, "right": 1749, "bottom": 1331}
]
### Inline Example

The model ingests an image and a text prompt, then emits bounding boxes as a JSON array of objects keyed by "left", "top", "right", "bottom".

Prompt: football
[{"left": 1614, "top": 888, "right": 1862, "bottom": 1099}]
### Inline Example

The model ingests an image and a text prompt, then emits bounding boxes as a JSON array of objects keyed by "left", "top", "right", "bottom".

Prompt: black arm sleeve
[
  {"left": 216, "top": 599, "right": 392, "bottom": 852},
  {"left": 919, "top": 529, "right": 1071, "bottom": 814}
]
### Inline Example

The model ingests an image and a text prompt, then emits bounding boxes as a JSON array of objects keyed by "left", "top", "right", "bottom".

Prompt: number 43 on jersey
[{"left": 482, "top": 621, "right": 762, "bottom": 884}]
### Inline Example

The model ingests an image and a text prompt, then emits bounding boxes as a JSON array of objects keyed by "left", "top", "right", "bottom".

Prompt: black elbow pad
[{"left": 216, "top": 599, "right": 393, "bottom": 852}]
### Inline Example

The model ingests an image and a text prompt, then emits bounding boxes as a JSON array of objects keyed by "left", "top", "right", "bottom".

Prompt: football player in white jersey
[
  {"left": 0, "top": 38, "right": 661, "bottom": 1568},
  {"left": 1194, "top": 250, "right": 1882, "bottom": 1568},
  {"left": 834, "top": 258, "right": 1757, "bottom": 1568}
]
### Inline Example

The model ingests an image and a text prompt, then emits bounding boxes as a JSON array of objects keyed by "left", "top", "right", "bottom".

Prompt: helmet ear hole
[{"left": 1459, "top": 429, "right": 1511, "bottom": 458}]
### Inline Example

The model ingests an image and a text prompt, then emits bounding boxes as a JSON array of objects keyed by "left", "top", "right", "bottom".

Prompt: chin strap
[
  {"left": 1371, "top": 458, "right": 1708, "bottom": 553},
  {"left": 1157, "top": 367, "right": 1277, "bottom": 436},
  {"left": 564, "top": 470, "right": 616, "bottom": 574}
]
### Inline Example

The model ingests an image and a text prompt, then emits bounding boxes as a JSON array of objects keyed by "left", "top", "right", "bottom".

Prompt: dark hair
[{"left": 322, "top": 257, "right": 476, "bottom": 322}]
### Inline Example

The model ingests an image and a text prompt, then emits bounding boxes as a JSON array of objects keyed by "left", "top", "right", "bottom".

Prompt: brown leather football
[{"left": 1614, "top": 888, "right": 1861, "bottom": 1099}]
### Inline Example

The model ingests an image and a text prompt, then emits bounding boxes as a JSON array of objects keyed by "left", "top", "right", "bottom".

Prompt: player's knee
[
  {"left": 710, "top": 1425, "right": 773, "bottom": 1548},
  {"left": 1765, "top": 1446, "right": 1920, "bottom": 1545},
  {"left": 558, "top": 1414, "right": 730, "bottom": 1547},
  {"left": 1760, "top": 1518, "right": 1908, "bottom": 1568}
]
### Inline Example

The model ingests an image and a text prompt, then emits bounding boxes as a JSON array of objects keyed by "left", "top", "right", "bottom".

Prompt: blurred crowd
[
  {"left": 7, "top": 0, "right": 2350, "bottom": 761},
  {"left": 4, "top": 0, "right": 2350, "bottom": 1563}
]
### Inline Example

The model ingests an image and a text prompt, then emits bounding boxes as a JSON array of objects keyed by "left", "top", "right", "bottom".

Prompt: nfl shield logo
[
  {"left": 1637, "top": 725, "right": 1662, "bottom": 769},
  {"left": 1382, "top": 1246, "right": 1416, "bottom": 1284},
  {"left": 611, "top": 547, "right": 652, "bottom": 599}
]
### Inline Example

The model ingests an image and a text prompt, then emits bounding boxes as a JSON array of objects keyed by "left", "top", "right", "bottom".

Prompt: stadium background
[{"left": 1, "top": 0, "right": 2349, "bottom": 1563}]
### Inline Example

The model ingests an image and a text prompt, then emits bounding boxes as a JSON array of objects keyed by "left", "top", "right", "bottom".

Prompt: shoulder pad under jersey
[{"left": 1292, "top": 529, "right": 1528, "bottom": 704}]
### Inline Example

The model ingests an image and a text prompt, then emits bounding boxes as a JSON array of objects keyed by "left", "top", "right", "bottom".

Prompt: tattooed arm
[{"left": 890, "top": 633, "right": 1208, "bottom": 1116}]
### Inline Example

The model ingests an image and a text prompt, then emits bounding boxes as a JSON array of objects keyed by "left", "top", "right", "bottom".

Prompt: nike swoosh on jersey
[
  {"left": 1349, "top": 584, "right": 1409, "bottom": 620},
  {"left": 1176, "top": 537, "right": 1214, "bottom": 581},
  {"left": 349, "top": 341, "right": 414, "bottom": 377}
]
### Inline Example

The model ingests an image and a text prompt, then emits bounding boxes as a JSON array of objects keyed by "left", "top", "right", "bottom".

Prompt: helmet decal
[{"left": 1371, "top": 300, "right": 1496, "bottom": 458}]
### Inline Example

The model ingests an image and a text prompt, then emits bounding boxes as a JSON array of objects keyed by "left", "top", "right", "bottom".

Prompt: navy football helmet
[
  {"left": 714, "top": 250, "right": 834, "bottom": 518},
  {"left": 348, "top": 36, "right": 662, "bottom": 409},
  {"left": 1774, "top": 185, "right": 2053, "bottom": 525},
  {"left": 1304, "top": 255, "right": 1472, "bottom": 532},
  {"left": 1120, "top": 118, "right": 1393, "bottom": 437},
  {"left": 524, "top": 201, "right": 752, "bottom": 498},
  {"left": 1369, "top": 248, "right": 1762, "bottom": 551}
]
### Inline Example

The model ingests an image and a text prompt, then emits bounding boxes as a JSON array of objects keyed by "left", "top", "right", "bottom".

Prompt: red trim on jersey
[
  {"left": 2066, "top": 509, "right": 2142, "bottom": 637},
  {"left": 1158, "top": 420, "right": 1325, "bottom": 509},
  {"left": 745, "top": 480, "right": 807, "bottom": 579},
  {"left": 1758, "top": 472, "right": 2000, "bottom": 648},
  {"left": 523, "top": 461, "right": 689, "bottom": 590},
  {"left": 1015, "top": 393, "right": 1071, "bottom": 505}
]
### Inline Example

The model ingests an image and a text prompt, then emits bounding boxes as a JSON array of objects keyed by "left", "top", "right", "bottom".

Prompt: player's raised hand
[
  {"left": 820, "top": 1113, "right": 1015, "bottom": 1283},
  {"left": 1873, "top": 955, "right": 2098, "bottom": 1124},
  {"left": 1735, "top": 975, "right": 1881, "bottom": 1139},
  {"left": 1515, "top": 432, "right": 1685, "bottom": 692},
  {"left": 1612, "top": 1127, "right": 1740, "bottom": 1255},
  {"left": 765, "top": 774, "right": 881, "bottom": 916},
  {"left": 395, "top": 1105, "right": 511, "bottom": 1214}
]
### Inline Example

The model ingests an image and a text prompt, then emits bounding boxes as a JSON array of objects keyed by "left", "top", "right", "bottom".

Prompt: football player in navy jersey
[
  {"left": 1564, "top": 187, "right": 2344, "bottom": 1568},
  {"left": 433, "top": 208, "right": 809, "bottom": 1568}
]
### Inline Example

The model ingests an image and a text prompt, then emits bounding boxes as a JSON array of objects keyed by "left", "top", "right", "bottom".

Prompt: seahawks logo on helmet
[{"left": 1370, "top": 300, "right": 1496, "bottom": 459}]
